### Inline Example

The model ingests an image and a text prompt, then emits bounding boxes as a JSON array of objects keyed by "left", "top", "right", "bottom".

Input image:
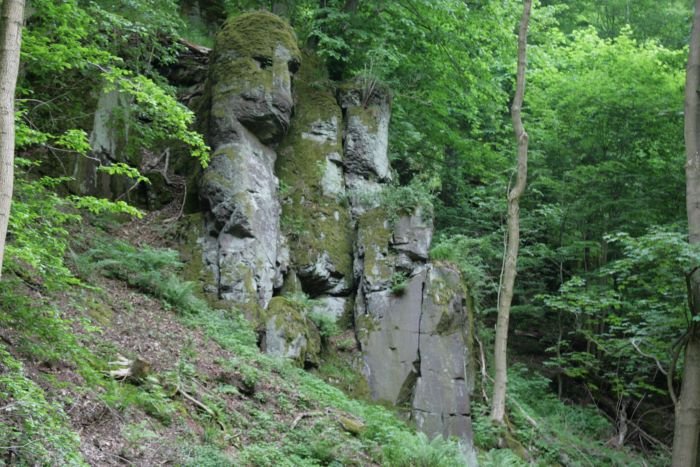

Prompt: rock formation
[
  {"left": 200, "top": 12, "right": 301, "bottom": 310},
  {"left": 184, "top": 11, "right": 473, "bottom": 447}
]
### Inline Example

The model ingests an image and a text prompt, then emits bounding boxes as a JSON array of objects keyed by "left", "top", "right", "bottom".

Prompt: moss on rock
[
  {"left": 263, "top": 296, "right": 321, "bottom": 367},
  {"left": 276, "top": 52, "right": 354, "bottom": 289},
  {"left": 356, "top": 208, "right": 393, "bottom": 285},
  {"left": 210, "top": 12, "right": 300, "bottom": 98},
  {"left": 216, "top": 12, "right": 300, "bottom": 63}
]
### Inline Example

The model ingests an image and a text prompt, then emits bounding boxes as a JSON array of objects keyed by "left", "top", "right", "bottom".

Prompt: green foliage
[
  {"left": 0, "top": 346, "right": 86, "bottom": 466},
  {"left": 101, "top": 377, "right": 176, "bottom": 424},
  {"left": 430, "top": 234, "right": 497, "bottom": 310},
  {"left": 479, "top": 449, "right": 527, "bottom": 467},
  {"left": 6, "top": 170, "right": 80, "bottom": 287},
  {"left": 390, "top": 272, "right": 409, "bottom": 296},
  {"left": 15, "top": 0, "right": 209, "bottom": 236},
  {"left": 308, "top": 311, "right": 340, "bottom": 340},
  {"left": 381, "top": 431, "right": 470, "bottom": 467},
  {"left": 182, "top": 444, "right": 236, "bottom": 466},
  {"left": 473, "top": 365, "right": 667, "bottom": 466},
  {"left": 380, "top": 180, "right": 435, "bottom": 223},
  {"left": 76, "top": 240, "right": 207, "bottom": 314},
  {"left": 548, "top": 0, "right": 692, "bottom": 49},
  {"left": 103, "top": 69, "right": 210, "bottom": 166},
  {"left": 541, "top": 227, "right": 697, "bottom": 403},
  {"left": 283, "top": 292, "right": 340, "bottom": 340}
]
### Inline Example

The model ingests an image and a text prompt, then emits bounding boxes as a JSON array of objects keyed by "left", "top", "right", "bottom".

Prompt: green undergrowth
[
  {"left": 0, "top": 227, "right": 472, "bottom": 466},
  {"left": 473, "top": 364, "right": 669, "bottom": 466},
  {"left": 84, "top": 236, "right": 471, "bottom": 465},
  {"left": 0, "top": 346, "right": 85, "bottom": 466}
]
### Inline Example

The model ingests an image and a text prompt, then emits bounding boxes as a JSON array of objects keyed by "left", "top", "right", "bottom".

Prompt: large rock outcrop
[
  {"left": 200, "top": 12, "right": 301, "bottom": 310},
  {"left": 185, "top": 10, "right": 474, "bottom": 448}
]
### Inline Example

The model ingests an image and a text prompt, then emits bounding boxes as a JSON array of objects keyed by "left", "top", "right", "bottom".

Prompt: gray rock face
[
  {"left": 201, "top": 125, "right": 280, "bottom": 308},
  {"left": 275, "top": 53, "right": 354, "bottom": 299},
  {"left": 391, "top": 207, "right": 433, "bottom": 262},
  {"left": 356, "top": 270, "right": 425, "bottom": 404},
  {"left": 207, "top": 12, "right": 301, "bottom": 145},
  {"left": 412, "top": 266, "right": 472, "bottom": 440},
  {"left": 353, "top": 204, "right": 473, "bottom": 442},
  {"left": 339, "top": 87, "right": 392, "bottom": 182},
  {"left": 262, "top": 297, "right": 321, "bottom": 367},
  {"left": 191, "top": 16, "right": 474, "bottom": 446},
  {"left": 311, "top": 296, "right": 348, "bottom": 320},
  {"left": 356, "top": 264, "right": 473, "bottom": 440}
]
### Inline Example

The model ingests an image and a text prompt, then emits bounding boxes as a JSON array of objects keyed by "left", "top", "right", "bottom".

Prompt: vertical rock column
[
  {"left": 341, "top": 82, "right": 474, "bottom": 442},
  {"left": 199, "top": 12, "right": 301, "bottom": 311},
  {"left": 276, "top": 53, "right": 354, "bottom": 317}
]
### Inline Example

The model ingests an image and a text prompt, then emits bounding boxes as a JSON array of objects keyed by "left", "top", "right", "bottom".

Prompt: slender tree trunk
[
  {"left": 490, "top": 0, "right": 531, "bottom": 425},
  {"left": 672, "top": 2, "right": 700, "bottom": 465},
  {"left": 0, "top": 0, "right": 24, "bottom": 279},
  {"left": 687, "top": 1, "right": 700, "bottom": 247}
]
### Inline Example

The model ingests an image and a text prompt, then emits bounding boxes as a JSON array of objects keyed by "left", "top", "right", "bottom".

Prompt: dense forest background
[{"left": 1, "top": 0, "right": 698, "bottom": 465}]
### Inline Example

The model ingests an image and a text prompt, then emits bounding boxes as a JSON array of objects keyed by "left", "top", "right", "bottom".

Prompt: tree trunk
[
  {"left": 672, "top": 1, "right": 700, "bottom": 465},
  {"left": 490, "top": 0, "right": 531, "bottom": 425},
  {"left": 0, "top": 0, "right": 24, "bottom": 279}
]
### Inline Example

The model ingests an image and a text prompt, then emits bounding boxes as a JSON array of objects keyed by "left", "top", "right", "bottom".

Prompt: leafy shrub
[
  {"left": 390, "top": 272, "right": 409, "bottom": 295},
  {"left": 380, "top": 181, "right": 435, "bottom": 223},
  {"left": 430, "top": 234, "right": 496, "bottom": 310},
  {"left": 308, "top": 311, "right": 340, "bottom": 340}
]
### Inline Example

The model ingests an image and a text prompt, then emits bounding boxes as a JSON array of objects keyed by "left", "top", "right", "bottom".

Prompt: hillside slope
[{"left": 0, "top": 213, "right": 470, "bottom": 466}]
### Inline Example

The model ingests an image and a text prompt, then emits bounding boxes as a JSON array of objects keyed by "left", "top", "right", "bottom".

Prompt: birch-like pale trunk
[
  {"left": 490, "top": 0, "right": 531, "bottom": 425},
  {"left": 672, "top": 1, "right": 700, "bottom": 464},
  {"left": 0, "top": 0, "right": 25, "bottom": 279}
]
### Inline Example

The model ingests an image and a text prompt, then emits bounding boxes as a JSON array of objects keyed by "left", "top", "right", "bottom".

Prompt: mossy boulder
[
  {"left": 209, "top": 12, "right": 301, "bottom": 145},
  {"left": 260, "top": 297, "right": 321, "bottom": 367}
]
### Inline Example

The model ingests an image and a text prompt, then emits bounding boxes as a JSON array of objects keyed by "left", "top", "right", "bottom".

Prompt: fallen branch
[
  {"left": 291, "top": 411, "right": 324, "bottom": 429},
  {"left": 176, "top": 386, "right": 226, "bottom": 431}
]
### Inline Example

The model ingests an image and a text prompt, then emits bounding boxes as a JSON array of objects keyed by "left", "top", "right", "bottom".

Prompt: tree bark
[
  {"left": 672, "top": 1, "right": 700, "bottom": 465},
  {"left": 0, "top": 0, "right": 24, "bottom": 279},
  {"left": 490, "top": 0, "right": 531, "bottom": 425}
]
